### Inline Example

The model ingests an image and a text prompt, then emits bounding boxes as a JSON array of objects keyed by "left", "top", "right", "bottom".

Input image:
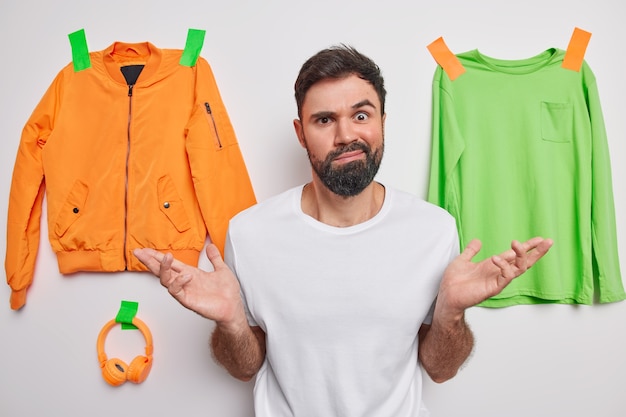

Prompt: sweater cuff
[{"left": 10, "top": 288, "right": 27, "bottom": 310}]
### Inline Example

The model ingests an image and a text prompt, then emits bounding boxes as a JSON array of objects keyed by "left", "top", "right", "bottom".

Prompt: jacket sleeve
[
  {"left": 5, "top": 70, "right": 64, "bottom": 310},
  {"left": 185, "top": 57, "right": 256, "bottom": 256},
  {"left": 585, "top": 67, "right": 625, "bottom": 302}
]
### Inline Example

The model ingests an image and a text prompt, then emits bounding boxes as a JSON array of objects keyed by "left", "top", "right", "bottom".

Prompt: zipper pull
[
  {"left": 128, "top": 84, "right": 134, "bottom": 97},
  {"left": 204, "top": 102, "right": 212, "bottom": 114}
]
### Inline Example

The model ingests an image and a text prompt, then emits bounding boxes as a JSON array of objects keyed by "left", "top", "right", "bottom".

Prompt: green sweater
[{"left": 428, "top": 48, "right": 625, "bottom": 307}]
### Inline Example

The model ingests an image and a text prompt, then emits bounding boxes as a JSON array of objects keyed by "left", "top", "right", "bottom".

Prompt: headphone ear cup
[
  {"left": 101, "top": 358, "right": 129, "bottom": 386},
  {"left": 126, "top": 355, "right": 153, "bottom": 384}
]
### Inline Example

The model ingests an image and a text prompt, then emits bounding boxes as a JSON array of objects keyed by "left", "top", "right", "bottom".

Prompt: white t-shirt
[{"left": 225, "top": 185, "right": 459, "bottom": 417}]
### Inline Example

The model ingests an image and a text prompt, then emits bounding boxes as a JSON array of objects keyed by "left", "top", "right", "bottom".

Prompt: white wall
[{"left": 1, "top": 1, "right": 624, "bottom": 416}]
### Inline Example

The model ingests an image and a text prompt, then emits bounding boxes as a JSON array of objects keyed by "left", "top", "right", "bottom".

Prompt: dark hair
[{"left": 294, "top": 44, "right": 386, "bottom": 118}]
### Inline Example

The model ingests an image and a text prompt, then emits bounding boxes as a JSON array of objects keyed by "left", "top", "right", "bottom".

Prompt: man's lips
[{"left": 333, "top": 150, "right": 365, "bottom": 163}]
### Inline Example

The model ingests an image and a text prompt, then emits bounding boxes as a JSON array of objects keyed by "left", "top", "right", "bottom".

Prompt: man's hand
[
  {"left": 419, "top": 237, "right": 553, "bottom": 383},
  {"left": 436, "top": 237, "right": 553, "bottom": 321},
  {"left": 134, "top": 244, "right": 266, "bottom": 380},
  {"left": 133, "top": 244, "right": 246, "bottom": 329}
]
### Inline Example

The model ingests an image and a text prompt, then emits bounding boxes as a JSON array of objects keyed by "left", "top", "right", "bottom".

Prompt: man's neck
[{"left": 300, "top": 180, "right": 385, "bottom": 227}]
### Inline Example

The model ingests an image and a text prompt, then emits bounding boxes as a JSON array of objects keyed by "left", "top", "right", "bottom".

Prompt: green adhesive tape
[
  {"left": 180, "top": 28, "right": 206, "bottom": 67},
  {"left": 68, "top": 28, "right": 91, "bottom": 72},
  {"left": 115, "top": 300, "right": 139, "bottom": 330}
]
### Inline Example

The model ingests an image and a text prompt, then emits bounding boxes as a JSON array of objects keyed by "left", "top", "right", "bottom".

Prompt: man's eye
[
  {"left": 355, "top": 112, "right": 369, "bottom": 121},
  {"left": 318, "top": 117, "right": 331, "bottom": 124}
]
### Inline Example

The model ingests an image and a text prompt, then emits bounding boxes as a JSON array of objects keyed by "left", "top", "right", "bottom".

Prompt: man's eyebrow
[
  {"left": 308, "top": 100, "right": 377, "bottom": 121},
  {"left": 352, "top": 99, "right": 376, "bottom": 110},
  {"left": 309, "top": 110, "right": 335, "bottom": 121}
]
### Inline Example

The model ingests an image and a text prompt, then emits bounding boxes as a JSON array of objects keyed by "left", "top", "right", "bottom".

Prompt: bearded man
[{"left": 134, "top": 45, "right": 552, "bottom": 417}]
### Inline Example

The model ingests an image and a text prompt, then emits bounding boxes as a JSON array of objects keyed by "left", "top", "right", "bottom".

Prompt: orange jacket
[{"left": 6, "top": 41, "right": 256, "bottom": 310}]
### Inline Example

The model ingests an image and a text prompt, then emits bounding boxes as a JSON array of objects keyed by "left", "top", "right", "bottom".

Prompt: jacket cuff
[{"left": 10, "top": 288, "right": 27, "bottom": 310}]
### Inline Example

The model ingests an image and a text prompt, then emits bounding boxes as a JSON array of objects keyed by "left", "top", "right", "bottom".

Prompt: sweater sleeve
[
  {"left": 184, "top": 57, "right": 256, "bottom": 256},
  {"left": 5, "top": 71, "right": 64, "bottom": 310},
  {"left": 585, "top": 67, "right": 625, "bottom": 302},
  {"left": 427, "top": 67, "right": 465, "bottom": 244}
]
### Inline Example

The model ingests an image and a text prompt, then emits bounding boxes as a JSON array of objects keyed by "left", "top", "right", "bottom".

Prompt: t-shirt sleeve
[{"left": 224, "top": 229, "right": 258, "bottom": 327}]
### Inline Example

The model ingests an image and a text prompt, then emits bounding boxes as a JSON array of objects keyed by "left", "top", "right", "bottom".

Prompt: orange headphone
[{"left": 97, "top": 317, "right": 154, "bottom": 386}]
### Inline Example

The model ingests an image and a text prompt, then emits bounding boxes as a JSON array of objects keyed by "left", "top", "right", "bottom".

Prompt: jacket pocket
[
  {"left": 54, "top": 180, "right": 89, "bottom": 237},
  {"left": 157, "top": 175, "right": 191, "bottom": 233},
  {"left": 541, "top": 101, "right": 573, "bottom": 143}
]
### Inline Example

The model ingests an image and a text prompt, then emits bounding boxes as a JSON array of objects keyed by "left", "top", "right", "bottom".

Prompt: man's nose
[{"left": 335, "top": 119, "right": 357, "bottom": 145}]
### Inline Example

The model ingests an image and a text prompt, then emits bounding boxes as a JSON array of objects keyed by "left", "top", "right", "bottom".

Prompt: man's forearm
[
  {"left": 211, "top": 324, "right": 266, "bottom": 381},
  {"left": 418, "top": 315, "right": 474, "bottom": 383}
]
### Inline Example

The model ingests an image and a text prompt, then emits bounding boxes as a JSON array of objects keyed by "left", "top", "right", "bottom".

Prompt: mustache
[{"left": 327, "top": 142, "right": 371, "bottom": 162}]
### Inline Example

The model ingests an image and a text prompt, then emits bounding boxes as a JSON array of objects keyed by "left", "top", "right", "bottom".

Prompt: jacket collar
[{"left": 102, "top": 42, "right": 163, "bottom": 85}]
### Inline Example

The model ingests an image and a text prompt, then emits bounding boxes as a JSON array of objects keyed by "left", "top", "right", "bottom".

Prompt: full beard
[{"left": 307, "top": 140, "right": 384, "bottom": 197}]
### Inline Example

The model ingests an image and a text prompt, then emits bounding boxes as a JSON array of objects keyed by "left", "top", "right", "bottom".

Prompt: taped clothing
[
  {"left": 428, "top": 48, "right": 624, "bottom": 307},
  {"left": 6, "top": 41, "right": 256, "bottom": 309}
]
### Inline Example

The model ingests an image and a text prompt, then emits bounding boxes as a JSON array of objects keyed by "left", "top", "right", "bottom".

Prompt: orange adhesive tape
[
  {"left": 427, "top": 37, "right": 465, "bottom": 81},
  {"left": 562, "top": 27, "right": 592, "bottom": 72}
]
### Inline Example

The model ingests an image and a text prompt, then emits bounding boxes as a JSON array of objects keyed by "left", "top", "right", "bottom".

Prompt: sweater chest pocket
[
  {"left": 54, "top": 180, "right": 89, "bottom": 237},
  {"left": 157, "top": 175, "right": 192, "bottom": 233},
  {"left": 541, "top": 101, "right": 573, "bottom": 143}
]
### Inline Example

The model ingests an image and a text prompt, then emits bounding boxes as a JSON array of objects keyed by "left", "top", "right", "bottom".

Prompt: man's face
[{"left": 294, "top": 74, "right": 385, "bottom": 197}]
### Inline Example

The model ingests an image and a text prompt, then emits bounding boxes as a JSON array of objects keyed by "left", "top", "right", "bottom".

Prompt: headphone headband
[{"left": 96, "top": 317, "right": 153, "bottom": 363}]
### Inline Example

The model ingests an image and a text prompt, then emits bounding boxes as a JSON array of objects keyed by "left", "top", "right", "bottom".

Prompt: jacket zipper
[
  {"left": 124, "top": 84, "right": 134, "bottom": 270},
  {"left": 204, "top": 102, "right": 223, "bottom": 149}
]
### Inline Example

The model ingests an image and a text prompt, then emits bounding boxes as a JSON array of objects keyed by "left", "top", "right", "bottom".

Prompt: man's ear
[{"left": 293, "top": 118, "right": 306, "bottom": 148}]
